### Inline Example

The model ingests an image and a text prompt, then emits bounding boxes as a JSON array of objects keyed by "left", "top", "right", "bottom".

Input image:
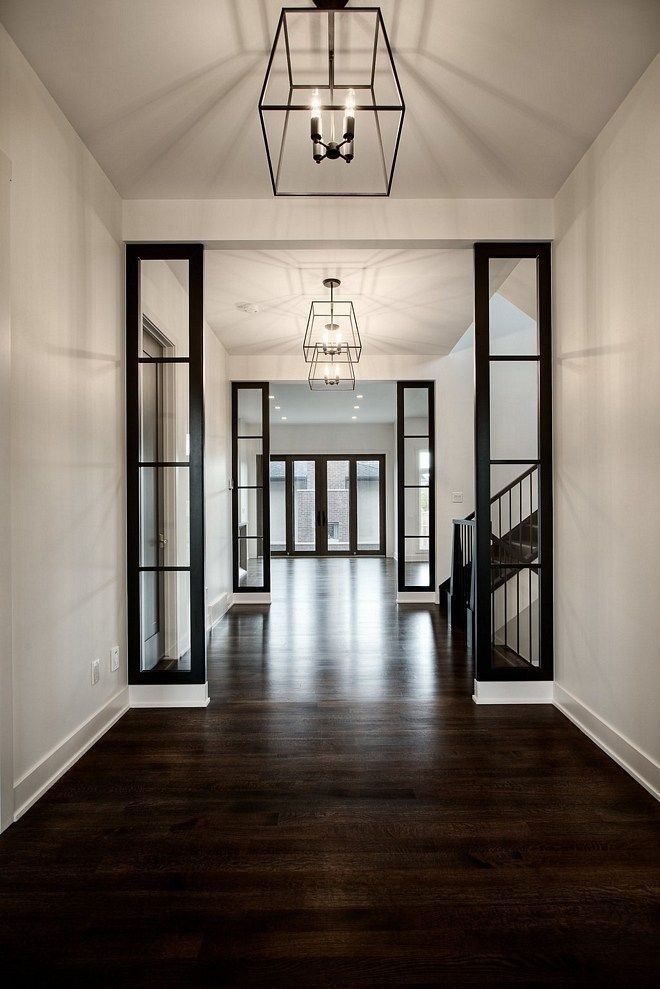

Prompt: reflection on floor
[
  {"left": 212, "top": 558, "right": 448, "bottom": 701},
  {"left": 1, "top": 558, "right": 658, "bottom": 983}
]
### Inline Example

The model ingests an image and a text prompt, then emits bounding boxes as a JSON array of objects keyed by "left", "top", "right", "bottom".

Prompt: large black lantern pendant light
[
  {"left": 303, "top": 277, "right": 362, "bottom": 365},
  {"left": 259, "top": 1, "right": 405, "bottom": 196}
]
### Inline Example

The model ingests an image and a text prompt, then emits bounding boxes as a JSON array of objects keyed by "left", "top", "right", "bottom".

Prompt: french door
[{"left": 270, "top": 454, "right": 386, "bottom": 557}]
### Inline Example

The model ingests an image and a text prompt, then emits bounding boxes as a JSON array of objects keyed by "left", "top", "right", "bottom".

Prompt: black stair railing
[{"left": 447, "top": 466, "right": 539, "bottom": 658}]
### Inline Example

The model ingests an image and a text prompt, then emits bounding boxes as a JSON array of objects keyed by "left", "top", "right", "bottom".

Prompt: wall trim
[
  {"left": 207, "top": 591, "right": 230, "bottom": 630},
  {"left": 473, "top": 679, "right": 554, "bottom": 705},
  {"left": 128, "top": 682, "right": 210, "bottom": 708},
  {"left": 231, "top": 592, "right": 272, "bottom": 605},
  {"left": 554, "top": 684, "right": 659, "bottom": 801},
  {"left": 13, "top": 687, "right": 129, "bottom": 822},
  {"left": 397, "top": 591, "right": 437, "bottom": 604}
]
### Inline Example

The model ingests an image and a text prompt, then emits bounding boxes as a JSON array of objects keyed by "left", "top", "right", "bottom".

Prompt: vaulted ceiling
[{"left": 1, "top": 0, "right": 658, "bottom": 199}]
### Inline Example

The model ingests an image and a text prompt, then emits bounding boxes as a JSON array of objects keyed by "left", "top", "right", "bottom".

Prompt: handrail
[{"left": 461, "top": 463, "right": 538, "bottom": 521}]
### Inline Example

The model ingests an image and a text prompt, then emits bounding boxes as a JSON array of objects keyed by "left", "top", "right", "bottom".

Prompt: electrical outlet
[
  {"left": 452, "top": 491, "right": 464, "bottom": 504},
  {"left": 110, "top": 645, "right": 120, "bottom": 672},
  {"left": 91, "top": 658, "right": 101, "bottom": 685}
]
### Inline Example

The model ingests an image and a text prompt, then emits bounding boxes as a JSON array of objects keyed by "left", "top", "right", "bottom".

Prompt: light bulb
[{"left": 310, "top": 89, "right": 323, "bottom": 162}]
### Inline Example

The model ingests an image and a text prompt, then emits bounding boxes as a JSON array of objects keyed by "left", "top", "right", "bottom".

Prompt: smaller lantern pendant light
[
  {"left": 303, "top": 277, "right": 361, "bottom": 365},
  {"left": 308, "top": 344, "right": 356, "bottom": 391}
]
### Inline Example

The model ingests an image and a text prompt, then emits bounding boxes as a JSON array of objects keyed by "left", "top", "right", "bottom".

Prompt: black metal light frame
[
  {"left": 258, "top": 5, "right": 405, "bottom": 197},
  {"left": 303, "top": 277, "right": 362, "bottom": 364}
]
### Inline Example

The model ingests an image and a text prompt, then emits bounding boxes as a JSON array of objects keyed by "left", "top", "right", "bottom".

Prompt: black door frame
[
  {"left": 270, "top": 454, "right": 387, "bottom": 557},
  {"left": 396, "top": 381, "right": 436, "bottom": 592},
  {"left": 126, "top": 243, "right": 206, "bottom": 686},
  {"left": 473, "top": 242, "right": 553, "bottom": 681}
]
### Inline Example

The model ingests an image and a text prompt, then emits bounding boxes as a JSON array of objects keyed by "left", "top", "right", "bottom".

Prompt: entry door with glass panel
[
  {"left": 397, "top": 383, "right": 436, "bottom": 591},
  {"left": 270, "top": 454, "right": 385, "bottom": 557}
]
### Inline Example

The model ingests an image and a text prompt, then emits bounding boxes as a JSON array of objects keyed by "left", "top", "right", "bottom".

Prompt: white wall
[
  {"left": 204, "top": 330, "right": 231, "bottom": 622},
  {"left": 0, "top": 24, "right": 126, "bottom": 809},
  {"left": 553, "top": 55, "right": 660, "bottom": 771},
  {"left": 0, "top": 148, "right": 13, "bottom": 830},
  {"left": 270, "top": 422, "right": 396, "bottom": 556}
]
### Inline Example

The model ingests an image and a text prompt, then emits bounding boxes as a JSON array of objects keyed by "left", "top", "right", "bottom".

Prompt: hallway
[{"left": 0, "top": 558, "right": 658, "bottom": 984}]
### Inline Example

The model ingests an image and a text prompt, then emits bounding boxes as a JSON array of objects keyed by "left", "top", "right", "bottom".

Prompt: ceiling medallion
[{"left": 259, "top": 1, "right": 404, "bottom": 196}]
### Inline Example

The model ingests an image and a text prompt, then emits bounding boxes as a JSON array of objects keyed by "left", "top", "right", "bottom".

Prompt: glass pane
[
  {"left": 140, "top": 570, "right": 190, "bottom": 673},
  {"left": 357, "top": 460, "right": 380, "bottom": 551},
  {"left": 139, "top": 260, "right": 189, "bottom": 358},
  {"left": 491, "top": 567, "right": 539, "bottom": 668},
  {"left": 139, "top": 363, "right": 189, "bottom": 463},
  {"left": 490, "top": 464, "right": 539, "bottom": 564},
  {"left": 236, "top": 438, "right": 264, "bottom": 487},
  {"left": 490, "top": 361, "right": 538, "bottom": 461},
  {"left": 404, "top": 438, "right": 431, "bottom": 486},
  {"left": 237, "top": 389, "right": 263, "bottom": 436},
  {"left": 269, "top": 460, "right": 286, "bottom": 552},
  {"left": 403, "top": 388, "right": 429, "bottom": 436},
  {"left": 140, "top": 467, "right": 190, "bottom": 567},
  {"left": 293, "top": 460, "right": 316, "bottom": 552},
  {"left": 237, "top": 538, "right": 264, "bottom": 588},
  {"left": 489, "top": 258, "right": 538, "bottom": 356},
  {"left": 327, "top": 460, "right": 350, "bottom": 552},
  {"left": 237, "top": 485, "right": 263, "bottom": 539},
  {"left": 404, "top": 537, "right": 430, "bottom": 587},
  {"left": 404, "top": 487, "right": 430, "bottom": 539}
]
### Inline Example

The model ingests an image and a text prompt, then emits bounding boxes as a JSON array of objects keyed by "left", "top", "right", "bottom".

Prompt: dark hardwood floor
[{"left": 0, "top": 558, "right": 658, "bottom": 985}]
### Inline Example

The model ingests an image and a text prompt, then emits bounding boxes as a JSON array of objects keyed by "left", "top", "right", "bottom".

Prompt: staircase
[{"left": 441, "top": 466, "right": 539, "bottom": 667}]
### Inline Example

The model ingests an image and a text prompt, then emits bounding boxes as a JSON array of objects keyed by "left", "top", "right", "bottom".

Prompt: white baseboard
[
  {"left": 473, "top": 679, "right": 554, "bottom": 705},
  {"left": 397, "top": 591, "right": 437, "bottom": 604},
  {"left": 231, "top": 592, "right": 271, "bottom": 605},
  {"left": 207, "top": 591, "right": 230, "bottom": 630},
  {"left": 129, "top": 682, "right": 210, "bottom": 708},
  {"left": 13, "top": 687, "right": 129, "bottom": 822},
  {"left": 554, "top": 684, "right": 659, "bottom": 801}
]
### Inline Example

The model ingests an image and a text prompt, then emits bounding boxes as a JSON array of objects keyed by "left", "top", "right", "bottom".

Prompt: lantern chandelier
[
  {"left": 259, "top": 0, "right": 405, "bottom": 196},
  {"left": 305, "top": 277, "right": 361, "bottom": 391}
]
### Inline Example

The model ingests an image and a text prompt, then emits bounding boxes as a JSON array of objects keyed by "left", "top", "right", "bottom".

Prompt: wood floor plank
[{"left": 0, "top": 558, "right": 658, "bottom": 985}]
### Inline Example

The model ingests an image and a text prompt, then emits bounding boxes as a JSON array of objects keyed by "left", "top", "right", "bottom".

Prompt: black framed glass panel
[
  {"left": 474, "top": 244, "right": 553, "bottom": 681},
  {"left": 232, "top": 383, "right": 270, "bottom": 592},
  {"left": 126, "top": 244, "right": 205, "bottom": 685},
  {"left": 397, "top": 382, "right": 435, "bottom": 591}
]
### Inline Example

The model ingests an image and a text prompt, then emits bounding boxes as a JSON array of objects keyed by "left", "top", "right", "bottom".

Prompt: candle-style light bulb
[
  {"left": 310, "top": 89, "right": 324, "bottom": 163},
  {"left": 343, "top": 88, "right": 356, "bottom": 162}
]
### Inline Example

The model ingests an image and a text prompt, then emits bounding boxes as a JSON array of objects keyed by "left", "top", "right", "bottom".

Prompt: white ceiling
[
  {"left": 205, "top": 247, "right": 474, "bottom": 355},
  {"left": 269, "top": 381, "right": 396, "bottom": 425},
  {"left": 1, "top": 0, "right": 658, "bottom": 199}
]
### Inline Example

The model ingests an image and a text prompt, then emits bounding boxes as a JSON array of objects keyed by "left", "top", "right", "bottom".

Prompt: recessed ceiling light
[
  {"left": 269, "top": 394, "right": 275, "bottom": 399},
  {"left": 281, "top": 416, "right": 287, "bottom": 420},
  {"left": 357, "top": 394, "right": 363, "bottom": 399},
  {"left": 353, "top": 405, "right": 360, "bottom": 410},
  {"left": 351, "top": 415, "right": 357, "bottom": 420},
  {"left": 275, "top": 405, "right": 281, "bottom": 410}
]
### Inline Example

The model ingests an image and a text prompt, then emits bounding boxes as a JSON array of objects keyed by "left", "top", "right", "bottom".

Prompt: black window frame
[
  {"left": 232, "top": 382, "right": 271, "bottom": 593},
  {"left": 397, "top": 381, "right": 436, "bottom": 592},
  {"left": 473, "top": 242, "right": 553, "bottom": 682},
  {"left": 126, "top": 243, "right": 206, "bottom": 685}
]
